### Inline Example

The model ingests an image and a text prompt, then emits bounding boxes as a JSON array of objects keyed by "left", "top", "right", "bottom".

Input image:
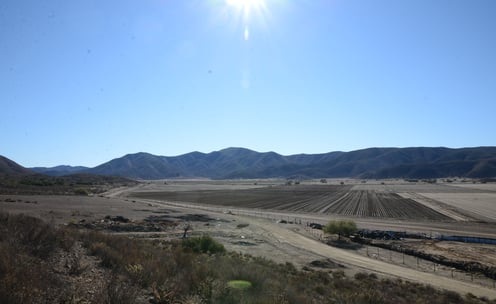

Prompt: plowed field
[{"left": 132, "top": 185, "right": 451, "bottom": 221}]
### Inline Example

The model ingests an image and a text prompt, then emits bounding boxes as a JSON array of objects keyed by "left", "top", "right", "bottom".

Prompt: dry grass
[
  {"left": 0, "top": 213, "right": 72, "bottom": 303},
  {"left": 1, "top": 211, "right": 495, "bottom": 303}
]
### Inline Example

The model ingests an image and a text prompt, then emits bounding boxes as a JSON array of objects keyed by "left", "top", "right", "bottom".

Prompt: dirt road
[
  {"left": 3, "top": 188, "right": 496, "bottom": 298},
  {"left": 138, "top": 198, "right": 496, "bottom": 299},
  {"left": 251, "top": 217, "right": 496, "bottom": 299}
]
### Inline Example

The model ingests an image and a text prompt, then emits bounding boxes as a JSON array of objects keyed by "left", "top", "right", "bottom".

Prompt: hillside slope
[
  {"left": 0, "top": 155, "right": 32, "bottom": 176},
  {"left": 82, "top": 147, "right": 496, "bottom": 179}
]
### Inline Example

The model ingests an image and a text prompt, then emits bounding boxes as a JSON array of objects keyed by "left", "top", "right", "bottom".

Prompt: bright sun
[
  {"left": 225, "top": 0, "right": 267, "bottom": 41},
  {"left": 226, "top": 0, "right": 266, "bottom": 18},
  {"left": 226, "top": 0, "right": 264, "bottom": 8}
]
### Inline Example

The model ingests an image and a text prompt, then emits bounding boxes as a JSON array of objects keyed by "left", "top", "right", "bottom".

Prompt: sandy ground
[
  {"left": 446, "top": 183, "right": 496, "bottom": 192},
  {"left": 132, "top": 180, "right": 271, "bottom": 192},
  {"left": 2, "top": 180, "right": 496, "bottom": 299},
  {"left": 398, "top": 192, "right": 476, "bottom": 221},
  {"left": 418, "top": 192, "right": 496, "bottom": 221}
]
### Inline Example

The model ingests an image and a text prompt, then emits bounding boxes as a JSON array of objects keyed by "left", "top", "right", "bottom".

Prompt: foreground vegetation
[{"left": 0, "top": 211, "right": 494, "bottom": 303}]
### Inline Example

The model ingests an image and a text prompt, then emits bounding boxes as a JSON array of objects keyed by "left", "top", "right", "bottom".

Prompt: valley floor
[{"left": 2, "top": 179, "right": 496, "bottom": 300}]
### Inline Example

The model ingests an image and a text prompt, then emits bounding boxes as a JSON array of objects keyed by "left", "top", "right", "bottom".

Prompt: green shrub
[
  {"left": 324, "top": 220, "right": 357, "bottom": 240},
  {"left": 0, "top": 211, "right": 489, "bottom": 304},
  {"left": 227, "top": 280, "right": 252, "bottom": 290},
  {"left": 182, "top": 235, "right": 225, "bottom": 254}
]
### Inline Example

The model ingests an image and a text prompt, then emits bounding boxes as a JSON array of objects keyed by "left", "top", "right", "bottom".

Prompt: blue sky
[{"left": 1, "top": 0, "right": 495, "bottom": 167}]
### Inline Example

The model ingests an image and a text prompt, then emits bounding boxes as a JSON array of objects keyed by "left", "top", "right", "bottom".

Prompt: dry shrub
[
  {"left": 441, "top": 290, "right": 464, "bottom": 304},
  {"left": 179, "top": 294, "right": 205, "bottom": 304},
  {"left": 102, "top": 276, "right": 138, "bottom": 304},
  {"left": 1, "top": 211, "right": 493, "bottom": 304},
  {"left": 0, "top": 212, "right": 58, "bottom": 258},
  {"left": 0, "top": 212, "right": 75, "bottom": 303},
  {"left": 82, "top": 231, "right": 210, "bottom": 302},
  {"left": 0, "top": 243, "right": 62, "bottom": 303}
]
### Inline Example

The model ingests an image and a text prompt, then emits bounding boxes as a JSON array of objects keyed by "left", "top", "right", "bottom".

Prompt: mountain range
[
  {"left": 30, "top": 165, "right": 90, "bottom": 176},
  {"left": 8, "top": 146, "right": 493, "bottom": 180}
]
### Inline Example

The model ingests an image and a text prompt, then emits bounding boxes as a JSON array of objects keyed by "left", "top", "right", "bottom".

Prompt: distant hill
[
  {"left": 0, "top": 155, "right": 136, "bottom": 195},
  {"left": 0, "top": 156, "right": 32, "bottom": 176},
  {"left": 86, "top": 148, "right": 293, "bottom": 179},
  {"left": 31, "top": 165, "right": 89, "bottom": 176},
  {"left": 75, "top": 147, "right": 496, "bottom": 179},
  {"left": 12, "top": 147, "right": 496, "bottom": 180}
]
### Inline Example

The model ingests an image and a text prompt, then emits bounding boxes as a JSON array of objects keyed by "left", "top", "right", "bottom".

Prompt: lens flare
[
  {"left": 223, "top": 0, "right": 269, "bottom": 89},
  {"left": 244, "top": 26, "right": 249, "bottom": 40}
]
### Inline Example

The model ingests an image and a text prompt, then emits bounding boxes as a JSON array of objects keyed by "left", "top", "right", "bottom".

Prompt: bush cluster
[
  {"left": 182, "top": 235, "right": 226, "bottom": 254},
  {"left": 1, "top": 211, "right": 495, "bottom": 303},
  {"left": 324, "top": 220, "right": 358, "bottom": 239},
  {"left": 0, "top": 213, "right": 74, "bottom": 303}
]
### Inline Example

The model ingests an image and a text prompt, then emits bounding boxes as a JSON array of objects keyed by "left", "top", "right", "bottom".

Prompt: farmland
[
  {"left": 416, "top": 192, "right": 496, "bottom": 221},
  {"left": 3, "top": 179, "right": 496, "bottom": 300},
  {"left": 131, "top": 184, "right": 452, "bottom": 221}
]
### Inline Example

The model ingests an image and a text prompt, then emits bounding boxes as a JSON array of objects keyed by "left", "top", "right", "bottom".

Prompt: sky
[{"left": 1, "top": 0, "right": 495, "bottom": 167}]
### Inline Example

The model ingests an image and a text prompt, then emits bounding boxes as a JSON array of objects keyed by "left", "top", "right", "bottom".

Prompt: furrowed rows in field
[
  {"left": 323, "top": 191, "right": 451, "bottom": 220},
  {"left": 131, "top": 186, "right": 451, "bottom": 221},
  {"left": 133, "top": 185, "right": 350, "bottom": 210}
]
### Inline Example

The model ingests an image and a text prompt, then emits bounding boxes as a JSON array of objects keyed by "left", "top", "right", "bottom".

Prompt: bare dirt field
[
  {"left": 0, "top": 194, "right": 154, "bottom": 225},
  {"left": 131, "top": 185, "right": 452, "bottom": 221},
  {"left": 352, "top": 181, "right": 496, "bottom": 221},
  {"left": 417, "top": 192, "right": 496, "bottom": 221},
  {"left": 446, "top": 183, "right": 496, "bottom": 192},
  {"left": 2, "top": 179, "right": 496, "bottom": 299}
]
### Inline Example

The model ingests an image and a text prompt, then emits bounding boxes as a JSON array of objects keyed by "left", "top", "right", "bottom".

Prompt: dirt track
[
  {"left": 135, "top": 197, "right": 496, "bottom": 299},
  {"left": 3, "top": 180, "right": 496, "bottom": 299},
  {"left": 250, "top": 217, "right": 496, "bottom": 299}
]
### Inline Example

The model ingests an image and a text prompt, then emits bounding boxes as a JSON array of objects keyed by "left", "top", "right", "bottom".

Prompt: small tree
[{"left": 324, "top": 220, "right": 357, "bottom": 240}]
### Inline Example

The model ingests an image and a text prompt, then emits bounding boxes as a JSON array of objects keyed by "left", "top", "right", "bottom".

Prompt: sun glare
[
  {"left": 224, "top": 0, "right": 267, "bottom": 42},
  {"left": 223, "top": 0, "right": 268, "bottom": 88},
  {"left": 226, "top": 0, "right": 266, "bottom": 20},
  {"left": 226, "top": 0, "right": 264, "bottom": 9}
]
